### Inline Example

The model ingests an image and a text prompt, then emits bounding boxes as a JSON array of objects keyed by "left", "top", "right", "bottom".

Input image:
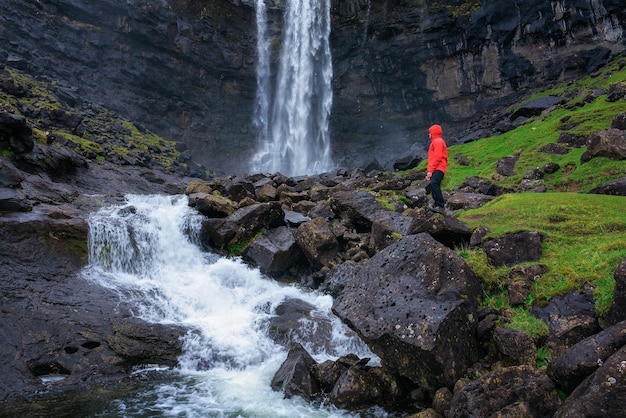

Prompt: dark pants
[{"left": 431, "top": 170, "right": 445, "bottom": 208}]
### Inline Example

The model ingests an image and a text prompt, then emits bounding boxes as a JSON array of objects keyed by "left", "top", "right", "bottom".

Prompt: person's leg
[{"left": 430, "top": 170, "right": 445, "bottom": 208}]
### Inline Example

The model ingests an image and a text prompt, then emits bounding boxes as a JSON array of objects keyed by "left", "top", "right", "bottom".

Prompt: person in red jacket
[{"left": 426, "top": 124, "right": 448, "bottom": 212}]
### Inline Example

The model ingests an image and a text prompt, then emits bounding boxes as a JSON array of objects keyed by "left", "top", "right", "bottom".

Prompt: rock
[
  {"left": 509, "top": 96, "right": 565, "bottom": 120},
  {"left": 553, "top": 344, "right": 626, "bottom": 417},
  {"left": 483, "top": 231, "right": 542, "bottom": 267},
  {"left": 492, "top": 327, "right": 537, "bottom": 367},
  {"left": 393, "top": 143, "right": 425, "bottom": 171},
  {"left": 547, "top": 320, "right": 626, "bottom": 395},
  {"left": 580, "top": 129, "right": 626, "bottom": 163},
  {"left": 588, "top": 177, "right": 626, "bottom": 197},
  {"left": 0, "top": 187, "right": 32, "bottom": 212},
  {"left": 332, "top": 234, "right": 482, "bottom": 396},
  {"left": 611, "top": 112, "right": 626, "bottom": 130},
  {"left": 558, "top": 132, "right": 588, "bottom": 148},
  {"left": 201, "top": 201, "right": 284, "bottom": 249},
  {"left": 532, "top": 286, "right": 600, "bottom": 358},
  {"left": 405, "top": 208, "right": 472, "bottom": 249},
  {"left": 271, "top": 342, "right": 319, "bottom": 402},
  {"left": 328, "top": 366, "right": 404, "bottom": 410},
  {"left": 14, "top": 143, "right": 88, "bottom": 176},
  {"left": 108, "top": 318, "right": 186, "bottom": 367},
  {"left": 0, "top": 111, "right": 34, "bottom": 154},
  {"left": 606, "top": 82, "right": 626, "bottom": 102},
  {"left": 496, "top": 154, "right": 519, "bottom": 176},
  {"left": 445, "top": 192, "right": 495, "bottom": 211},
  {"left": 606, "top": 258, "right": 626, "bottom": 325},
  {"left": 187, "top": 192, "right": 236, "bottom": 218},
  {"left": 447, "top": 366, "right": 562, "bottom": 417},
  {"left": 295, "top": 217, "right": 339, "bottom": 269},
  {"left": 243, "top": 226, "right": 302, "bottom": 275},
  {"left": 507, "top": 265, "right": 547, "bottom": 306}
]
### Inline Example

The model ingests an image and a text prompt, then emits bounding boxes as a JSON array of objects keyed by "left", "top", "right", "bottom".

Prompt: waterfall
[
  {"left": 251, "top": 0, "right": 334, "bottom": 177},
  {"left": 82, "top": 194, "right": 375, "bottom": 416}
]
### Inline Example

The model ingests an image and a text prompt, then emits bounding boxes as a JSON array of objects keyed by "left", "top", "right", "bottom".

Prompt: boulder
[
  {"left": 447, "top": 366, "right": 562, "bottom": 417},
  {"left": 295, "top": 217, "right": 339, "bottom": 269},
  {"left": 405, "top": 208, "right": 472, "bottom": 249},
  {"left": 554, "top": 344, "right": 626, "bottom": 417},
  {"left": 243, "top": 226, "right": 302, "bottom": 275},
  {"left": 271, "top": 342, "right": 320, "bottom": 402},
  {"left": 108, "top": 318, "right": 186, "bottom": 367},
  {"left": 580, "top": 129, "right": 626, "bottom": 163},
  {"left": 0, "top": 111, "right": 34, "bottom": 154},
  {"left": 187, "top": 192, "right": 236, "bottom": 218},
  {"left": 445, "top": 192, "right": 495, "bottom": 211},
  {"left": 496, "top": 154, "right": 519, "bottom": 177},
  {"left": 547, "top": 320, "right": 626, "bottom": 395},
  {"left": 532, "top": 286, "right": 600, "bottom": 358},
  {"left": 492, "top": 327, "right": 537, "bottom": 367},
  {"left": 331, "top": 233, "right": 482, "bottom": 396},
  {"left": 328, "top": 366, "right": 405, "bottom": 410},
  {"left": 588, "top": 177, "right": 626, "bottom": 197},
  {"left": 483, "top": 231, "right": 542, "bottom": 267},
  {"left": 509, "top": 96, "right": 565, "bottom": 120},
  {"left": 201, "top": 201, "right": 284, "bottom": 249}
]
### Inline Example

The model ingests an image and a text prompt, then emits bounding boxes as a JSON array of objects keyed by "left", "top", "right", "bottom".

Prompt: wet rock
[
  {"left": 187, "top": 192, "right": 236, "bottom": 218},
  {"left": 201, "top": 201, "right": 284, "bottom": 249},
  {"left": 271, "top": 342, "right": 320, "bottom": 402},
  {"left": 295, "top": 217, "right": 339, "bottom": 269},
  {"left": 328, "top": 366, "right": 405, "bottom": 410},
  {"left": 108, "top": 318, "right": 186, "bottom": 367}
]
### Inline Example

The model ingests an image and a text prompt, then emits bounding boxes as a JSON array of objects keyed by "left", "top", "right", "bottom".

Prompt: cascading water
[
  {"left": 80, "top": 194, "right": 378, "bottom": 417},
  {"left": 251, "top": 0, "right": 334, "bottom": 177}
]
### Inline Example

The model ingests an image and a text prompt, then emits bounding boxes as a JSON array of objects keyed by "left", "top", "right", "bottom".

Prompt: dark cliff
[{"left": 1, "top": 0, "right": 624, "bottom": 174}]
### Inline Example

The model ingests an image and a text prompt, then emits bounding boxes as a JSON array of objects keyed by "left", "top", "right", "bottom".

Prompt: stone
[
  {"left": 483, "top": 231, "right": 542, "bottom": 267},
  {"left": 243, "top": 226, "right": 302, "bottom": 275},
  {"left": 332, "top": 234, "right": 482, "bottom": 396},
  {"left": 271, "top": 342, "right": 319, "bottom": 402},
  {"left": 581, "top": 129, "right": 626, "bottom": 163},
  {"left": 295, "top": 217, "right": 339, "bottom": 269},
  {"left": 606, "top": 258, "right": 626, "bottom": 325}
]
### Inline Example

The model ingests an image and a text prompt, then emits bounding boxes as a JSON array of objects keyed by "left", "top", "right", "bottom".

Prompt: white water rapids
[{"left": 80, "top": 194, "right": 382, "bottom": 417}]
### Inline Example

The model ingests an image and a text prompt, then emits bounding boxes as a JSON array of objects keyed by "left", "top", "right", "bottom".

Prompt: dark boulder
[
  {"left": 483, "top": 231, "right": 542, "bottom": 267},
  {"left": 447, "top": 366, "right": 562, "bottom": 418},
  {"left": 554, "top": 344, "right": 626, "bottom": 417},
  {"left": 328, "top": 366, "right": 405, "bottom": 410},
  {"left": 532, "top": 286, "right": 600, "bottom": 358},
  {"left": 243, "top": 226, "right": 302, "bottom": 275},
  {"left": 496, "top": 154, "right": 520, "bottom": 177},
  {"left": 547, "top": 320, "right": 626, "bottom": 395},
  {"left": 509, "top": 96, "right": 565, "bottom": 120},
  {"left": 445, "top": 192, "right": 495, "bottom": 211},
  {"left": 295, "top": 217, "right": 339, "bottom": 269},
  {"left": 331, "top": 233, "right": 482, "bottom": 396},
  {"left": 580, "top": 129, "right": 626, "bottom": 163},
  {"left": 201, "top": 201, "right": 284, "bottom": 249},
  {"left": 588, "top": 177, "right": 626, "bottom": 197},
  {"left": 0, "top": 111, "right": 34, "bottom": 154},
  {"left": 271, "top": 342, "right": 320, "bottom": 402},
  {"left": 492, "top": 327, "right": 537, "bottom": 367},
  {"left": 187, "top": 192, "right": 237, "bottom": 218}
]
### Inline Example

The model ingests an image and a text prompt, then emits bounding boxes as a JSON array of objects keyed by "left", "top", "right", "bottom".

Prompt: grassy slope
[{"left": 424, "top": 56, "right": 626, "bottom": 336}]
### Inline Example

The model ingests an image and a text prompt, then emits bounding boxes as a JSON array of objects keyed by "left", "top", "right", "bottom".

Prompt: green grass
[
  {"left": 457, "top": 193, "right": 626, "bottom": 316},
  {"left": 418, "top": 57, "right": 626, "bottom": 193}
]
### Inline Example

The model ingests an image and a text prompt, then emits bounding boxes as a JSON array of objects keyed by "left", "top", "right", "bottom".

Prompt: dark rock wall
[{"left": 1, "top": 0, "right": 624, "bottom": 174}]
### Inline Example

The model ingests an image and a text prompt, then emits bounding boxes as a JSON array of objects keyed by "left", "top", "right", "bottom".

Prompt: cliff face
[{"left": 1, "top": 0, "right": 624, "bottom": 174}]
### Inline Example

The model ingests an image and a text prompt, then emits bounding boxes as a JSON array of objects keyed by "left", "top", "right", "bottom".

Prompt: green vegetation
[
  {"left": 458, "top": 192, "right": 626, "bottom": 320},
  {"left": 0, "top": 68, "right": 181, "bottom": 170},
  {"left": 417, "top": 55, "right": 626, "bottom": 339}
]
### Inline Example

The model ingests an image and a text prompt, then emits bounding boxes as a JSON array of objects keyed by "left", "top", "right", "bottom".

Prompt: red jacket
[{"left": 427, "top": 124, "right": 448, "bottom": 174}]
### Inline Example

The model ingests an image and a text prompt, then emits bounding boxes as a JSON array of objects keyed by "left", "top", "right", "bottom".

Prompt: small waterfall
[
  {"left": 83, "top": 194, "right": 374, "bottom": 416},
  {"left": 251, "top": 0, "right": 334, "bottom": 177}
]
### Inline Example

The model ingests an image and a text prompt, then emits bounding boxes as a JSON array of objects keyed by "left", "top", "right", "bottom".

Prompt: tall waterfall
[
  {"left": 251, "top": 0, "right": 334, "bottom": 177},
  {"left": 81, "top": 194, "right": 375, "bottom": 416}
]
